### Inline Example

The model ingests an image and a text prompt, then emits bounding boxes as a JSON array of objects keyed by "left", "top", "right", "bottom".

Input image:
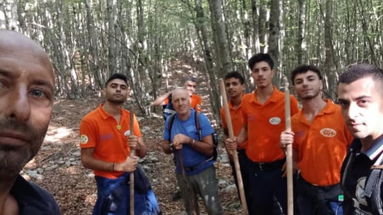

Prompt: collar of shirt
[
  {"left": 228, "top": 100, "right": 242, "bottom": 110},
  {"left": 10, "top": 175, "right": 59, "bottom": 214},
  {"left": 249, "top": 87, "right": 283, "bottom": 105},
  {"left": 98, "top": 104, "right": 124, "bottom": 120}
]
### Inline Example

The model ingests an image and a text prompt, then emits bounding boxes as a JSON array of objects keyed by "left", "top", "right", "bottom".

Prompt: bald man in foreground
[{"left": 0, "top": 30, "right": 60, "bottom": 214}]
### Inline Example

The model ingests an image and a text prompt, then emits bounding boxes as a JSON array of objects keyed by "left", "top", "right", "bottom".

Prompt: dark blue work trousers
[{"left": 247, "top": 160, "right": 287, "bottom": 215}]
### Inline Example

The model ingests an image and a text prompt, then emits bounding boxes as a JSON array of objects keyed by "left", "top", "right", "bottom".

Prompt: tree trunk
[
  {"left": 107, "top": 0, "right": 116, "bottom": 76},
  {"left": 268, "top": 0, "right": 281, "bottom": 68},
  {"left": 296, "top": 0, "right": 305, "bottom": 65},
  {"left": 322, "top": 0, "right": 337, "bottom": 99},
  {"left": 194, "top": 0, "right": 220, "bottom": 120},
  {"left": 251, "top": 0, "right": 260, "bottom": 53},
  {"left": 208, "top": 0, "right": 232, "bottom": 78}
]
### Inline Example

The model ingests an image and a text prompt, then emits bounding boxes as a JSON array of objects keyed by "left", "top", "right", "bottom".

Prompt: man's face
[
  {"left": 225, "top": 77, "right": 244, "bottom": 99},
  {"left": 104, "top": 79, "right": 129, "bottom": 104},
  {"left": 251, "top": 61, "right": 274, "bottom": 89},
  {"left": 0, "top": 38, "right": 54, "bottom": 178},
  {"left": 337, "top": 76, "right": 383, "bottom": 141},
  {"left": 184, "top": 80, "right": 197, "bottom": 96},
  {"left": 172, "top": 89, "right": 191, "bottom": 115},
  {"left": 293, "top": 71, "right": 322, "bottom": 100}
]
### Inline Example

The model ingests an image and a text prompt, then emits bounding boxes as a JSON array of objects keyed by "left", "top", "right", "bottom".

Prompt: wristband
[{"left": 112, "top": 162, "right": 115, "bottom": 172}]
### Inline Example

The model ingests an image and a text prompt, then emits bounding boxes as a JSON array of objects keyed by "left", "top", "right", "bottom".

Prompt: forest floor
[{"left": 23, "top": 57, "right": 245, "bottom": 214}]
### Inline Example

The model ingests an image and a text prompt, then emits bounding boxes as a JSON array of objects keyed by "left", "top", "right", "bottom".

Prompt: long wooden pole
[
  {"left": 219, "top": 79, "right": 248, "bottom": 214},
  {"left": 283, "top": 77, "right": 294, "bottom": 215},
  {"left": 129, "top": 111, "right": 135, "bottom": 215}
]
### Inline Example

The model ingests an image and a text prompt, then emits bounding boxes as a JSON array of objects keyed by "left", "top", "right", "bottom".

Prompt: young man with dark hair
[
  {"left": 225, "top": 53, "right": 299, "bottom": 214},
  {"left": 337, "top": 64, "right": 383, "bottom": 214},
  {"left": 290, "top": 65, "right": 323, "bottom": 83},
  {"left": 0, "top": 30, "right": 60, "bottom": 214},
  {"left": 281, "top": 65, "right": 352, "bottom": 215},
  {"left": 79, "top": 73, "right": 160, "bottom": 214},
  {"left": 220, "top": 71, "right": 250, "bottom": 210},
  {"left": 161, "top": 88, "right": 223, "bottom": 215},
  {"left": 104, "top": 73, "right": 129, "bottom": 87}
]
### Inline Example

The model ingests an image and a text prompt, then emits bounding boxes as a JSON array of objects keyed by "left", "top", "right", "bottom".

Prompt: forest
[
  {"left": 1, "top": 0, "right": 382, "bottom": 214},
  {"left": 1, "top": 0, "right": 382, "bottom": 116}
]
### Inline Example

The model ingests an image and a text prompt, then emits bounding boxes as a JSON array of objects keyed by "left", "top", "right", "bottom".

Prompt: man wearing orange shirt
[
  {"left": 225, "top": 53, "right": 299, "bottom": 214},
  {"left": 280, "top": 65, "right": 352, "bottom": 215},
  {"left": 220, "top": 71, "right": 250, "bottom": 209},
  {"left": 79, "top": 73, "right": 160, "bottom": 215}
]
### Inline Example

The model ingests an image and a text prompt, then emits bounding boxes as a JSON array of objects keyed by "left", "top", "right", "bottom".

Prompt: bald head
[
  {"left": 172, "top": 88, "right": 191, "bottom": 116},
  {"left": 0, "top": 30, "right": 55, "bottom": 179},
  {"left": 172, "top": 88, "right": 189, "bottom": 98},
  {"left": 0, "top": 30, "right": 53, "bottom": 73}
]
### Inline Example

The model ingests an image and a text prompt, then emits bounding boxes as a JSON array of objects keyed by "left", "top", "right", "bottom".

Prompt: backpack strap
[
  {"left": 194, "top": 111, "right": 202, "bottom": 140},
  {"left": 365, "top": 152, "right": 383, "bottom": 214},
  {"left": 167, "top": 113, "right": 176, "bottom": 142},
  {"left": 194, "top": 111, "right": 218, "bottom": 161},
  {"left": 341, "top": 140, "right": 360, "bottom": 195}
]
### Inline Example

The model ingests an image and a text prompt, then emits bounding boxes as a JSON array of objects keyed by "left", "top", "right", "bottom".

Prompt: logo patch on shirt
[
  {"left": 269, "top": 117, "right": 281, "bottom": 125},
  {"left": 80, "top": 135, "right": 88, "bottom": 144},
  {"left": 124, "top": 130, "right": 131, "bottom": 136},
  {"left": 320, "top": 128, "right": 336, "bottom": 137}
]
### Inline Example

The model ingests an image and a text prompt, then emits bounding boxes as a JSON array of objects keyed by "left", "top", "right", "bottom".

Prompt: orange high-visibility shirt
[
  {"left": 293, "top": 100, "right": 353, "bottom": 186},
  {"left": 220, "top": 102, "right": 247, "bottom": 149},
  {"left": 242, "top": 88, "right": 299, "bottom": 162},
  {"left": 79, "top": 105, "right": 142, "bottom": 179}
]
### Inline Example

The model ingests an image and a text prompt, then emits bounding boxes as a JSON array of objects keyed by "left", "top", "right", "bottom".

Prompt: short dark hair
[
  {"left": 105, "top": 73, "right": 128, "bottom": 87},
  {"left": 224, "top": 71, "right": 245, "bottom": 85},
  {"left": 338, "top": 64, "right": 383, "bottom": 85},
  {"left": 248, "top": 53, "right": 274, "bottom": 70},
  {"left": 184, "top": 76, "right": 197, "bottom": 84},
  {"left": 291, "top": 65, "right": 322, "bottom": 84}
]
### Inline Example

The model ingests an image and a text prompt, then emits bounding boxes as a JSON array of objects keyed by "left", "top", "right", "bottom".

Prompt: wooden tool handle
[
  {"left": 129, "top": 111, "right": 135, "bottom": 215},
  {"left": 284, "top": 77, "right": 294, "bottom": 215}
]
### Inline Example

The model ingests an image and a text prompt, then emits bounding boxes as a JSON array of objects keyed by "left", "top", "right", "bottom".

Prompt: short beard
[
  {"left": 0, "top": 117, "right": 44, "bottom": 179},
  {"left": 0, "top": 147, "right": 28, "bottom": 179},
  {"left": 300, "top": 90, "right": 321, "bottom": 100},
  {"left": 107, "top": 98, "right": 125, "bottom": 105}
]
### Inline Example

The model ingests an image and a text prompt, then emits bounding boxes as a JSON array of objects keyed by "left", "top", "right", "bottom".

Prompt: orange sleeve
[
  {"left": 163, "top": 97, "right": 169, "bottom": 105},
  {"left": 79, "top": 119, "right": 97, "bottom": 148},
  {"left": 195, "top": 95, "right": 202, "bottom": 111}
]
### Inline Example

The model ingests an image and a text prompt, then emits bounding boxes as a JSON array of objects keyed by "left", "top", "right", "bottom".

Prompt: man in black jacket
[
  {"left": 337, "top": 64, "right": 383, "bottom": 214},
  {"left": 0, "top": 30, "right": 60, "bottom": 214}
]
